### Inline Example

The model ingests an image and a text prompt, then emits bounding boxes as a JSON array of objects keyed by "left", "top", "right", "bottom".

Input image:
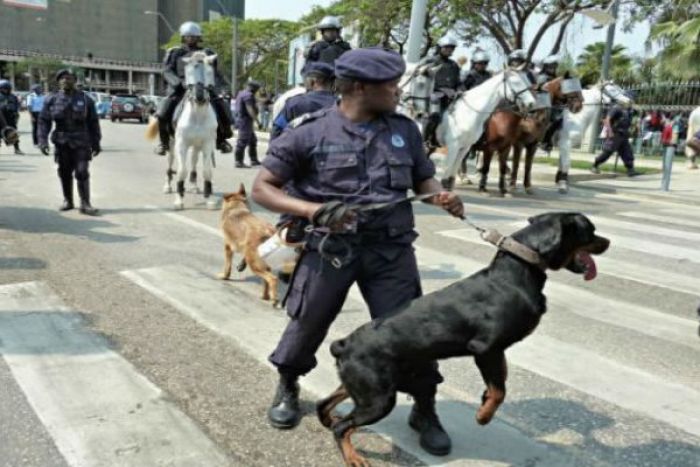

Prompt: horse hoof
[
  {"left": 163, "top": 185, "right": 172, "bottom": 194},
  {"left": 504, "top": 192, "right": 513, "bottom": 198},
  {"left": 525, "top": 187, "right": 535, "bottom": 195},
  {"left": 206, "top": 199, "right": 218, "bottom": 210},
  {"left": 173, "top": 201, "right": 184, "bottom": 210},
  {"left": 458, "top": 177, "right": 473, "bottom": 186}
]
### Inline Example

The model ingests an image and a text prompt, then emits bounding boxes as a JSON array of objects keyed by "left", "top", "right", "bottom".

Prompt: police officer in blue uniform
[
  {"left": 156, "top": 21, "right": 233, "bottom": 155},
  {"left": 305, "top": 16, "right": 352, "bottom": 65},
  {"left": 537, "top": 55, "right": 564, "bottom": 151},
  {"left": 270, "top": 62, "right": 336, "bottom": 140},
  {"left": 252, "top": 47, "right": 464, "bottom": 457},
  {"left": 0, "top": 79, "right": 24, "bottom": 154},
  {"left": 462, "top": 51, "right": 492, "bottom": 90},
  {"left": 234, "top": 79, "right": 262, "bottom": 168},
  {"left": 38, "top": 69, "right": 101, "bottom": 215},
  {"left": 591, "top": 101, "right": 640, "bottom": 177}
]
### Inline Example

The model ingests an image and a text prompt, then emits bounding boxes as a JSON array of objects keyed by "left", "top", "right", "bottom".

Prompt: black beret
[{"left": 334, "top": 48, "right": 406, "bottom": 83}]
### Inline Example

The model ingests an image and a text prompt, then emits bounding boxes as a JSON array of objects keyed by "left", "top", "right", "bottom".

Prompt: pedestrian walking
[
  {"left": 0, "top": 79, "right": 24, "bottom": 154},
  {"left": 591, "top": 100, "right": 640, "bottom": 177},
  {"left": 234, "top": 80, "right": 262, "bottom": 168},
  {"left": 27, "top": 84, "right": 46, "bottom": 147},
  {"left": 38, "top": 69, "right": 101, "bottom": 215},
  {"left": 252, "top": 47, "right": 464, "bottom": 457}
]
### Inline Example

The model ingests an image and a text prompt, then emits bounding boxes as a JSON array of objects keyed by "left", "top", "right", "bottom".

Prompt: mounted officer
[
  {"left": 38, "top": 69, "right": 101, "bottom": 215},
  {"left": 420, "top": 35, "right": 462, "bottom": 152},
  {"left": 536, "top": 55, "right": 566, "bottom": 151},
  {"left": 305, "top": 16, "right": 352, "bottom": 65},
  {"left": 252, "top": 47, "right": 464, "bottom": 457},
  {"left": 234, "top": 79, "right": 262, "bottom": 168},
  {"left": 462, "top": 51, "right": 492, "bottom": 90},
  {"left": 270, "top": 61, "right": 336, "bottom": 140},
  {"left": 0, "top": 79, "right": 24, "bottom": 154},
  {"left": 156, "top": 21, "right": 233, "bottom": 155}
]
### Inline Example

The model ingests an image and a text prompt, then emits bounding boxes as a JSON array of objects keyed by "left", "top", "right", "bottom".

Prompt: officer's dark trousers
[
  {"left": 594, "top": 135, "right": 634, "bottom": 168},
  {"left": 55, "top": 144, "right": 91, "bottom": 202},
  {"left": 270, "top": 244, "right": 443, "bottom": 397},
  {"left": 158, "top": 89, "right": 233, "bottom": 145},
  {"left": 30, "top": 112, "right": 40, "bottom": 146},
  {"left": 235, "top": 119, "right": 258, "bottom": 163},
  {"left": 4, "top": 113, "right": 20, "bottom": 150}
]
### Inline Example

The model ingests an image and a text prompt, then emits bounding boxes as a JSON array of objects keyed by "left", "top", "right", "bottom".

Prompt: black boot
[
  {"left": 249, "top": 146, "right": 261, "bottom": 166},
  {"left": 408, "top": 391, "right": 452, "bottom": 456},
  {"left": 157, "top": 119, "right": 170, "bottom": 156},
  {"left": 235, "top": 149, "right": 249, "bottom": 169},
  {"left": 59, "top": 176, "right": 74, "bottom": 211},
  {"left": 268, "top": 373, "right": 301, "bottom": 429},
  {"left": 626, "top": 167, "right": 640, "bottom": 177},
  {"left": 77, "top": 180, "right": 98, "bottom": 216}
]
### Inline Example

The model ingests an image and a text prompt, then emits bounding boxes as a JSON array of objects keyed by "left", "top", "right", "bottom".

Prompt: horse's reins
[{"left": 316, "top": 191, "right": 544, "bottom": 269}]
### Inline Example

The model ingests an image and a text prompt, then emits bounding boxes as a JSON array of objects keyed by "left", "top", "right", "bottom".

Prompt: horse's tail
[{"left": 145, "top": 117, "right": 159, "bottom": 141}]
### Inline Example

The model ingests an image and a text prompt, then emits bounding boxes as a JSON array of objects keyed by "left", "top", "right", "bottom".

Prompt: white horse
[
  {"left": 146, "top": 51, "right": 219, "bottom": 210},
  {"left": 271, "top": 86, "right": 305, "bottom": 125},
  {"left": 685, "top": 106, "right": 700, "bottom": 169},
  {"left": 439, "top": 69, "right": 537, "bottom": 189},
  {"left": 556, "top": 81, "right": 632, "bottom": 184}
]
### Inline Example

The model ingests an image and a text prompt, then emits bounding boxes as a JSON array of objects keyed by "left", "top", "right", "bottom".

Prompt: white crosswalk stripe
[
  {"left": 619, "top": 211, "right": 700, "bottom": 230},
  {"left": 0, "top": 281, "right": 230, "bottom": 467}
]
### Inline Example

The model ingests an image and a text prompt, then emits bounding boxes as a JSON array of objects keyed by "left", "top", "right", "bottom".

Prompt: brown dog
[{"left": 219, "top": 183, "right": 279, "bottom": 306}]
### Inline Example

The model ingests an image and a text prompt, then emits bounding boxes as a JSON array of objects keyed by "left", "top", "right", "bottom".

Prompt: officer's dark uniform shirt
[
  {"left": 263, "top": 105, "right": 435, "bottom": 236},
  {"left": 235, "top": 89, "right": 257, "bottom": 124},
  {"left": 38, "top": 90, "right": 100, "bottom": 150},
  {"left": 271, "top": 90, "right": 336, "bottom": 139},
  {"left": 0, "top": 93, "right": 20, "bottom": 126},
  {"left": 163, "top": 45, "right": 218, "bottom": 91},
  {"left": 421, "top": 56, "right": 461, "bottom": 92},
  {"left": 306, "top": 39, "right": 352, "bottom": 65},
  {"left": 462, "top": 69, "right": 492, "bottom": 90},
  {"left": 608, "top": 105, "right": 631, "bottom": 137}
]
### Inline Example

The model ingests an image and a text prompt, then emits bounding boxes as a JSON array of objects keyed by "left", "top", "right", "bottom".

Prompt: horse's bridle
[{"left": 456, "top": 70, "right": 533, "bottom": 116}]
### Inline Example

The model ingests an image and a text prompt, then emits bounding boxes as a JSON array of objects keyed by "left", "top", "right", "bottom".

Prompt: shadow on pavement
[
  {"left": 0, "top": 257, "right": 47, "bottom": 270},
  {"left": 0, "top": 206, "right": 139, "bottom": 244}
]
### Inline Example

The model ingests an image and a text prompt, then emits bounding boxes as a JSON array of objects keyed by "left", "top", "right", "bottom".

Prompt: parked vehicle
[
  {"left": 110, "top": 94, "right": 146, "bottom": 123},
  {"left": 87, "top": 92, "right": 112, "bottom": 119}
]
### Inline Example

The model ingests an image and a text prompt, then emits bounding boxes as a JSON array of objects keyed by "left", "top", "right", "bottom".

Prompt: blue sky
[{"left": 247, "top": 0, "right": 652, "bottom": 64}]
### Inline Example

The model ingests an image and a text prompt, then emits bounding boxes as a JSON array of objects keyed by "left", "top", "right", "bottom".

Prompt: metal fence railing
[{"left": 621, "top": 81, "right": 700, "bottom": 112}]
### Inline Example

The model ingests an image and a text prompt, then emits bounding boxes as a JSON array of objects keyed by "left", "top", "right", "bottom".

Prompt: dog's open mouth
[{"left": 573, "top": 251, "right": 598, "bottom": 281}]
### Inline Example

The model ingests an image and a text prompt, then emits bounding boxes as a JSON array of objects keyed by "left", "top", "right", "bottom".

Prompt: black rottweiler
[{"left": 317, "top": 212, "right": 610, "bottom": 466}]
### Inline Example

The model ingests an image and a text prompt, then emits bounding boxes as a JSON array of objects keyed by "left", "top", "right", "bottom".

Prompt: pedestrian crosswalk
[{"left": 1, "top": 203, "right": 699, "bottom": 466}]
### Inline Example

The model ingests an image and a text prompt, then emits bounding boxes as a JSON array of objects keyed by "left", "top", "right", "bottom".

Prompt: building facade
[{"left": 0, "top": 0, "right": 244, "bottom": 94}]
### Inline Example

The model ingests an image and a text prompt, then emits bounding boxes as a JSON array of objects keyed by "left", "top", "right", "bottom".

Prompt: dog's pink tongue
[{"left": 580, "top": 252, "right": 597, "bottom": 281}]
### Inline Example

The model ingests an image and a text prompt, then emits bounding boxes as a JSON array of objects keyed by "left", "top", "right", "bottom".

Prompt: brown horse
[
  {"left": 510, "top": 77, "right": 584, "bottom": 194},
  {"left": 476, "top": 75, "right": 583, "bottom": 196}
]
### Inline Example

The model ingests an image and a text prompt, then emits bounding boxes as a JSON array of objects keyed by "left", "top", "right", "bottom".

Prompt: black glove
[
  {"left": 92, "top": 146, "right": 101, "bottom": 157},
  {"left": 40, "top": 144, "right": 50, "bottom": 156},
  {"left": 311, "top": 201, "right": 358, "bottom": 233}
]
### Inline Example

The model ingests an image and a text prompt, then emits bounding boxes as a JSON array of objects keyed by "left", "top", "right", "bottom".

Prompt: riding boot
[
  {"left": 249, "top": 145, "right": 261, "bottom": 166},
  {"left": 157, "top": 118, "right": 170, "bottom": 156},
  {"left": 626, "top": 166, "right": 641, "bottom": 177},
  {"left": 408, "top": 388, "right": 452, "bottom": 456},
  {"left": 203, "top": 180, "right": 212, "bottom": 198},
  {"left": 235, "top": 149, "right": 249, "bottom": 169},
  {"left": 77, "top": 179, "right": 98, "bottom": 216},
  {"left": 268, "top": 373, "right": 301, "bottom": 429},
  {"left": 59, "top": 176, "right": 74, "bottom": 211}
]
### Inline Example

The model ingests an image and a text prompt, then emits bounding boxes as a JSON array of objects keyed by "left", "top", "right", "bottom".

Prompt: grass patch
[{"left": 533, "top": 157, "right": 660, "bottom": 175}]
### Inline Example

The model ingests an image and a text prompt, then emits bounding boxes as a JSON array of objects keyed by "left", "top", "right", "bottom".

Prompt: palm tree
[
  {"left": 575, "top": 42, "right": 633, "bottom": 86},
  {"left": 648, "top": 15, "right": 700, "bottom": 80}
]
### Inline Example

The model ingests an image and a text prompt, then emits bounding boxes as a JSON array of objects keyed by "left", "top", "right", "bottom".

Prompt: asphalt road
[{"left": 1, "top": 117, "right": 699, "bottom": 467}]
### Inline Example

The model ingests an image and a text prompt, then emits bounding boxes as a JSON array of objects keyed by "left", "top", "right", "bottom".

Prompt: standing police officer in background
[
  {"left": 39, "top": 69, "right": 101, "bottom": 215},
  {"left": 590, "top": 99, "right": 640, "bottom": 177},
  {"left": 270, "top": 61, "right": 336, "bottom": 140},
  {"left": 419, "top": 35, "right": 462, "bottom": 152},
  {"left": 305, "top": 16, "right": 352, "bottom": 65},
  {"left": 252, "top": 47, "right": 464, "bottom": 457},
  {"left": 462, "top": 51, "right": 492, "bottom": 90},
  {"left": 0, "top": 80, "right": 24, "bottom": 155},
  {"left": 234, "top": 79, "right": 262, "bottom": 168},
  {"left": 156, "top": 21, "right": 233, "bottom": 155},
  {"left": 27, "top": 84, "right": 46, "bottom": 147}
]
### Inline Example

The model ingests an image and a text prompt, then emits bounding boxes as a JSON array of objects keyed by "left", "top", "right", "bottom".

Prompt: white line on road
[
  {"left": 620, "top": 211, "right": 700, "bottom": 230},
  {"left": 0, "top": 281, "right": 230, "bottom": 467}
]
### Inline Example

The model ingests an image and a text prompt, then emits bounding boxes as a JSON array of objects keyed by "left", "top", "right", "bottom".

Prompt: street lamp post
[
  {"left": 144, "top": 10, "right": 175, "bottom": 35},
  {"left": 406, "top": 0, "right": 428, "bottom": 63},
  {"left": 600, "top": 0, "right": 620, "bottom": 82}
]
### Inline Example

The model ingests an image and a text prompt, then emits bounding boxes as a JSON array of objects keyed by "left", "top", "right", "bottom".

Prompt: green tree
[
  {"left": 13, "top": 57, "right": 68, "bottom": 90},
  {"left": 647, "top": 14, "right": 700, "bottom": 79},
  {"left": 164, "top": 18, "right": 300, "bottom": 92},
  {"left": 575, "top": 42, "right": 633, "bottom": 86}
]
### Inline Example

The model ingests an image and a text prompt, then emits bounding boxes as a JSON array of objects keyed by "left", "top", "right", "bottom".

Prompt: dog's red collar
[{"left": 482, "top": 229, "right": 546, "bottom": 270}]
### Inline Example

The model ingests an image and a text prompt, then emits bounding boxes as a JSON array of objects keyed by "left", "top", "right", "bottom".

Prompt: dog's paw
[
  {"left": 475, "top": 408, "right": 495, "bottom": 425},
  {"left": 271, "top": 300, "right": 281, "bottom": 309},
  {"left": 217, "top": 272, "right": 230, "bottom": 280}
]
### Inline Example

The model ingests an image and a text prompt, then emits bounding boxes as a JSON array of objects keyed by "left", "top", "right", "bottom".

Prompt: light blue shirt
[{"left": 28, "top": 93, "right": 45, "bottom": 112}]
